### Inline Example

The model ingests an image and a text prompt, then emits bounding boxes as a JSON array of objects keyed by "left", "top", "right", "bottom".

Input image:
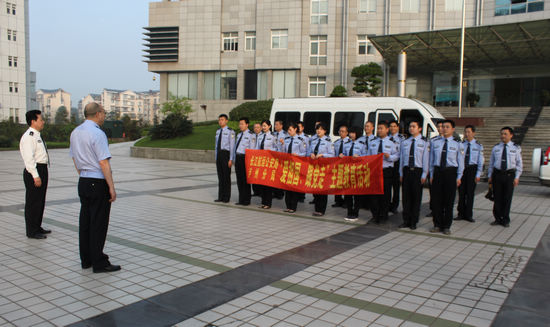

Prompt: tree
[
  {"left": 161, "top": 95, "right": 194, "bottom": 117},
  {"left": 330, "top": 85, "right": 348, "bottom": 97},
  {"left": 55, "top": 106, "right": 69, "bottom": 125},
  {"left": 106, "top": 110, "right": 120, "bottom": 120},
  {"left": 351, "top": 62, "right": 383, "bottom": 96}
]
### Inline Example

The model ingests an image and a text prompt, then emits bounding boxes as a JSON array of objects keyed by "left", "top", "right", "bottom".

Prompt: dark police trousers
[
  {"left": 285, "top": 191, "right": 299, "bottom": 211},
  {"left": 390, "top": 160, "right": 400, "bottom": 211},
  {"left": 235, "top": 154, "right": 251, "bottom": 205},
  {"left": 370, "top": 168, "right": 393, "bottom": 222},
  {"left": 216, "top": 150, "right": 231, "bottom": 202},
  {"left": 78, "top": 178, "right": 111, "bottom": 269},
  {"left": 492, "top": 169, "right": 515, "bottom": 225},
  {"left": 432, "top": 167, "right": 458, "bottom": 229},
  {"left": 23, "top": 164, "right": 48, "bottom": 237},
  {"left": 345, "top": 195, "right": 361, "bottom": 217},
  {"left": 457, "top": 165, "right": 478, "bottom": 220},
  {"left": 313, "top": 194, "right": 328, "bottom": 214},
  {"left": 402, "top": 167, "right": 423, "bottom": 226}
]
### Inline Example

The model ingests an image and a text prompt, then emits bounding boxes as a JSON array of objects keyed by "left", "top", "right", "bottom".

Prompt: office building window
[
  {"left": 310, "top": 35, "right": 327, "bottom": 65},
  {"left": 9, "top": 82, "right": 18, "bottom": 93},
  {"left": 8, "top": 56, "right": 12, "bottom": 67},
  {"left": 13, "top": 56, "right": 17, "bottom": 67},
  {"left": 311, "top": 0, "right": 328, "bottom": 24},
  {"left": 11, "top": 3, "right": 15, "bottom": 14},
  {"left": 7, "top": 29, "right": 12, "bottom": 41},
  {"left": 495, "top": 0, "right": 544, "bottom": 16},
  {"left": 9, "top": 82, "right": 13, "bottom": 93},
  {"left": 221, "top": 71, "right": 237, "bottom": 99},
  {"left": 203, "top": 71, "right": 237, "bottom": 100},
  {"left": 6, "top": 2, "right": 10, "bottom": 14},
  {"left": 271, "top": 29, "right": 288, "bottom": 49},
  {"left": 245, "top": 31, "right": 256, "bottom": 51},
  {"left": 309, "top": 77, "right": 326, "bottom": 97},
  {"left": 222, "top": 32, "right": 238, "bottom": 52},
  {"left": 359, "top": 0, "right": 377, "bottom": 12},
  {"left": 357, "top": 35, "right": 375, "bottom": 55},
  {"left": 167, "top": 72, "right": 198, "bottom": 99},
  {"left": 401, "top": 0, "right": 420, "bottom": 12},
  {"left": 272, "top": 70, "right": 297, "bottom": 99},
  {"left": 445, "top": 0, "right": 462, "bottom": 11}
]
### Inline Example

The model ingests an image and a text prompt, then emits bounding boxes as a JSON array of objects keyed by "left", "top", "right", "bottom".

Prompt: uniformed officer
[
  {"left": 426, "top": 120, "right": 444, "bottom": 218},
  {"left": 296, "top": 121, "right": 309, "bottom": 203},
  {"left": 257, "top": 119, "right": 278, "bottom": 209},
  {"left": 332, "top": 125, "right": 350, "bottom": 208},
  {"left": 341, "top": 126, "right": 367, "bottom": 222},
  {"left": 282, "top": 122, "right": 308, "bottom": 213},
  {"left": 233, "top": 117, "right": 256, "bottom": 206},
  {"left": 429, "top": 119, "right": 464, "bottom": 235},
  {"left": 389, "top": 120, "right": 405, "bottom": 213},
  {"left": 215, "top": 114, "right": 235, "bottom": 203},
  {"left": 308, "top": 121, "right": 322, "bottom": 148},
  {"left": 272, "top": 120, "right": 287, "bottom": 200},
  {"left": 19, "top": 110, "right": 51, "bottom": 239},
  {"left": 251, "top": 123, "right": 262, "bottom": 197},
  {"left": 358, "top": 121, "right": 376, "bottom": 210},
  {"left": 367, "top": 121, "right": 399, "bottom": 224},
  {"left": 70, "top": 102, "right": 120, "bottom": 273},
  {"left": 488, "top": 127, "right": 522, "bottom": 228},
  {"left": 309, "top": 123, "right": 334, "bottom": 216},
  {"left": 399, "top": 120, "right": 429, "bottom": 230},
  {"left": 455, "top": 125, "right": 484, "bottom": 223}
]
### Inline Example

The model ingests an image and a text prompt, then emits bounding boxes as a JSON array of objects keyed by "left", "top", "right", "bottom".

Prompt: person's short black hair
[
  {"left": 26, "top": 110, "right": 42, "bottom": 126},
  {"left": 443, "top": 119, "right": 455, "bottom": 128},
  {"left": 287, "top": 122, "right": 298, "bottom": 130},
  {"left": 338, "top": 125, "right": 348, "bottom": 132},
  {"left": 350, "top": 126, "right": 363, "bottom": 137},
  {"left": 436, "top": 120, "right": 443, "bottom": 126},
  {"left": 239, "top": 117, "right": 249, "bottom": 125},
  {"left": 315, "top": 122, "right": 327, "bottom": 131},
  {"left": 275, "top": 120, "right": 283, "bottom": 125},
  {"left": 261, "top": 119, "right": 272, "bottom": 127},
  {"left": 219, "top": 114, "right": 228, "bottom": 119},
  {"left": 378, "top": 121, "right": 389, "bottom": 129},
  {"left": 409, "top": 120, "right": 422, "bottom": 129},
  {"left": 365, "top": 121, "right": 374, "bottom": 127},
  {"left": 464, "top": 124, "right": 475, "bottom": 132},
  {"left": 389, "top": 120, "right": 399, "bottom": 127},
  {"left": 501, "top": 126, "right": 514, "bottom": 135}
]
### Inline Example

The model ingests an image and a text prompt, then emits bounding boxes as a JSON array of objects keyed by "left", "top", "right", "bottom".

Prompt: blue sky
[{"left": 29, "top": 0, "right": 160, "bottom": 105}]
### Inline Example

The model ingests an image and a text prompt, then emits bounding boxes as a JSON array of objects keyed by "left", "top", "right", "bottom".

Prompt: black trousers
[
  {"left": 23, "top": 164, "right": 48, "bottom": 237},
  {"left": 402, "top": 168, "right": 423, "bottom": 226},
  {"left": 313, "top": 194, "right": 328, "bottom": 214},
  {"left": 390, "top": 161, "right": 400, "bottom": 211},
  {"left": 370, "top": 168, "right": 393, "bottom": 221},
  {"left": 261, "top": 185, "right": 273, "bottom": 207},
  {"left": 333, "top": 194, "right": 344, "bottom": 206},
  {"left": 273, "top": 188, "right": 284, "bottom": 199},
  {"left": 345, "top": 195, "right": 361, "bottom": 217},
  {"left": 285, "top": 191, "right": 299, "bottom": 211},
  {"left": 78, "top": 178, "right": 111, "bottom": 269},
  {"left": 432, "top": 167, "right": 458, "bottom": 229},
  {"left": 235, "top": 154, "right": 250, "bottom": 205},
  {"left": 216, "top": 150, "right": 231, "bottom": 202},
  {"left": 457, "top": 165, "right": 478, "bottom": 220},
  {"left": 252, "top": 184, "right": 261, "bottom": 196},
  {"left": 492, "top": 169, "right": 515, "bottom": 225}
]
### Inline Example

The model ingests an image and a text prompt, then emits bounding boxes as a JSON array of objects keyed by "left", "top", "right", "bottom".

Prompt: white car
[{"left": 532, "top": 147, "right": 550, "bottom": 186}]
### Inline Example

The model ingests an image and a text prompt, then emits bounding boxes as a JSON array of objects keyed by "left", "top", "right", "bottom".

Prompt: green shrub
[
  {"left": 149, "top": 113, "right": 193, "bottom": 140},
  {"left": 0, "top": 120, "right": 26, "bottom": 147},
  {"left": 330, "top": 85, "right": 348, "bottom": 97},
  {"left": 41, "top": 124, "right": 77, "bottom": 142},
  {"left": 229, "top": 99, "right": 273, "bottom": 121},
  {"left": 0, "top": 135, "right": 13, "bottom": 147}
]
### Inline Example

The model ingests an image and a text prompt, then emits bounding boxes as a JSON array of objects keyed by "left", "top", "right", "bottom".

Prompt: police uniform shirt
[
  {"left": 298, "top": 132, "right": 310, "bottom": 146},
  {"left": 215, "top": 126, "right": 235, "bottom": 160},
  {"left": 462, "top": 139, "right": 484, "bottom": 178},
  {"left": 399, "top": 135, "right": 429, "bottom": 179},
  {"left": 69, "top": 120, "right": 111, "bottom": 179},
  {"left": 256, "top": 131, "right": 278, "bottom": 151},
  {"left": 390, "top": 132, "right": 405, "bottom": 148},
  {"left": 273, "top": 130, "right": 287, "bottom": 151},
  {"left": 334, "top": 137, "right": 350, "bottom": 156},
  {"left": 19, "top": 127, "right": 49, "bottom": 178},
  {"left": 308, "top": 136, "right": 334, "bottom": 157},
  {"left": 367, "top": 136, "right": 399, "bottom": 168},
  {"left": 284, "top": 135, "right": 308, "bottom": 156},
  {"left": 488, "top": 141, "right": 523, "bottom": 179},
  {"left": 429, "top": 136, "right": 465, "bottom": 179},
  {"left": 233, "top": 129, "right": 256, "bottom": 161},
  {"left": 357, "top": 134, "right": 375, "bottom": 151},
  {"left": 309, "top": 134, "right": 319, "bottom": 147},
  {"left": 344, "top": 139, "right": 367, "bottom": 157}
]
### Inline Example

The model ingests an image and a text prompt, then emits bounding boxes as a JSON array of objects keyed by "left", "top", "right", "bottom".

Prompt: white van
[{"left": 269, "top": 97, "right": 445, "bottom": 140}]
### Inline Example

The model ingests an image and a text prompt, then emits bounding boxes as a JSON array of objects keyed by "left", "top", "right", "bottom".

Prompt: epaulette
[
  {"left": 358, "top": 140, "right": 365, "bottom": 144},
  {"left": 285, "top": 136, "right": 291, "bottom": 139},
  {"left": 228, "top": 127, "right": 234, "bottom": 131},
  {"left": 324, "top": 136, "right": 331, "bottom": 141},
  {"left": 373, "top": 136, "right": 378, "bottom": 140},
  {"left": 345, "top": 139, "right": 351, "bottom": 143},
  {"left": 297, "top": 136, "right": 303, "bottom": 141},
  {"left": 29, "top": 131, "right": 34, "bottom": 136},
  {"left": 453, "top": 136, "right": 461, "bottom": 142},
  {"left": 421, "top": 136, "right": 427, "bottom": 141},
  {"left": 390, "top": 138, "right": 398, "bottom": 143}
]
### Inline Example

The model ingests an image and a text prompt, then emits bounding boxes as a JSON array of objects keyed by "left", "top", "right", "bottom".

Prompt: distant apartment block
[{"left": 36, "top": 89, "right": 71, "bottom": 122}]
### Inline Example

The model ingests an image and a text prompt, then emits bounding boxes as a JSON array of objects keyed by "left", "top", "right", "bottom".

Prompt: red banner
[{"left": 245, "top": 150, "right": 383, "bottom": 195}]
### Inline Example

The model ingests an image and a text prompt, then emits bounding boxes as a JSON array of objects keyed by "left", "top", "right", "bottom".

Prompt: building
[
  {"left": 80, "top": 89, "right": 160, "bottom": 123},
  {"left": 36, "top": 88, "right": 72, "bottom": 122},
  {"left": 0, "top": 0, "right": 34, "bottom": 123},
  {"left": 144, "top": 0, "right": 550, "bottom": 122}
]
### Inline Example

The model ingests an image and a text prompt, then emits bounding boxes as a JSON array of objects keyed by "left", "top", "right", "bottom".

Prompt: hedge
[{"left": 229, "top": 99, "right": 273, "bottom": 121}]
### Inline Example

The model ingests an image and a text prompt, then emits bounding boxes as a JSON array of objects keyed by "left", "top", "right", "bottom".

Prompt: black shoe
[
  {"left": 464, "top": 218, "right": 475, "bottom": 223},
  {"left": 214, "top": 199, "right": 223, "bottom": 202},
  {"left": 39, "top": 227, "right": 51, "bottom": 234},
  {"left": 503, "top": 223, "right": 510, "bottom": 228},
  {"left": 82, "top": 263, "right": 92, "bottom": 269},
  {"left": 222, "top": 200, "right": 230, "bottom": 203},
  {"left": 490, "top": 221, "right": 501, "bottom": 226},
  {"left": 398, "top": 223, "right": 410, "bottom": 228},
  {"left": 93, "top": 264, "right": 121, "bottom": 273},
  {"left": 453, "top": 216, "right": 463, "bottom": 221},
  {"left": 410, "top": 225, "right": 417, "bottom": 230},
  {"left": 429, "top": 227, "right": 440, "bottom": 233},
  {"left": 28, "top": 234, "right": 47, "bottom": 239},
  {"left": 442, "top": 228, "right": 451, "bottom": 235},
  {"left": 426, "top": 212, "right": 433, "bottom": 217}
]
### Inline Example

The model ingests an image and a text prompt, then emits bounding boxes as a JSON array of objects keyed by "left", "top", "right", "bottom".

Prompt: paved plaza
[{"left": 0, "top": 142, "right": 549, "bottom": 327}]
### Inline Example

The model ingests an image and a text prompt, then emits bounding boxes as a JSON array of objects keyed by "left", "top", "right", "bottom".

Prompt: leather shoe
[
  {"left": 453, "top": 216, "right": 463, "bottom": 221},
  {"left": 464, "top": 218, "right": 475, "bottom": 223},
  {"left": 82, "top": 263, "right": 92, "bottom": 269},
  {"left": 28, "top": 234, "right": 47, "bottom": 239},
  {"left": 429, "top": 227, "right": 440, "bottom": 233},
  {"left": 398, "top": 223, "right": 410, "bottom": 228},
  {"left": 503, "top": 223, "right": 510, "bottom": 228},
  {"left": 410, "top": 225, "right": 417, "bottom": 230},
  {"left": 490, "top": 221, "right": 501, "bottom": 226},
  {"left": 214, "top": 199, "right": 223, "bottom": 202},
  {"left": 93, "top": 264, "right": 121, "bottom": 273},
  {"left": 39, "top": 227, "right": 51, "bottom": 234}
]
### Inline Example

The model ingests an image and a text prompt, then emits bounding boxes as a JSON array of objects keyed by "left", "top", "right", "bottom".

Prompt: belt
[
  {"left": 236, "top": 153, "right": 245, "bottom": 157},
  {"left": 218, "top": 149, "right": 229, "bottom": 153},
  {"left": 404, "top": 166, "right": 422, "bottom": 171},
  {"left": 435, "top": 166, "right": 458, "bottom": 171},
  {"left": 465, "top": 164, "right": 478, "bottom": 169},
  {"left": 495, "top": 168, "right": 516, "bottom": 174},
  {"left": 36, "top": 163, "right": 48, "bottom": 167}
]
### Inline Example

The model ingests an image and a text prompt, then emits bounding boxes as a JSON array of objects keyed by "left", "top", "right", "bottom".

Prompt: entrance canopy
[{"left": 370, "top": 19, "right": 550, "bottom": 71}]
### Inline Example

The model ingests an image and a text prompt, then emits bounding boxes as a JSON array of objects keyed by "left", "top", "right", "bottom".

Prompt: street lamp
[{"left": 458, "top": 0, "right": 466, "bottom": 118}]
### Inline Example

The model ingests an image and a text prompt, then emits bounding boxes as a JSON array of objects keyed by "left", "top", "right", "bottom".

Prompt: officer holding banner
[
  {"left": 332, "top": 125, "right": 350, "bottom": 208},
  {"left": 342, "top": 126, "right": 367, "bottom": 222},
  {"left": 309, "top": 123, "right": 334, "bottom": 217},
  {"left": 282, "top": 122, "right": 308, "bottom": 213},
  {"left": 233, "top": 117, "right": 256, "bottom": 206}
]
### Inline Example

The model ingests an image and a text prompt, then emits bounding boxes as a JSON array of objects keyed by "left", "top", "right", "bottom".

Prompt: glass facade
[{"left": 495, "top": 0, "right": 544, "bottom": 16}]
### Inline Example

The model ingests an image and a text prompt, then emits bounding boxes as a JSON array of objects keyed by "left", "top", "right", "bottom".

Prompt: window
[
  {"left": 8, "top": 56, "right": 12, "bottom": 67},
  {"left": 309, "top": 77, "right": 326, "bottom": 97},
  {"left": 311, "top": 0, "right": 328, "bottom": 24},
  {"left": 222, "top": 32, "right": 238, "bottom": 52},
  {"left": 304, "top": 112, "right": 332, "bottom": 135},
  {"left": 257, "top": 71, "right": 268, "bottom": 100},
  {"left": 445, "top": 0, "right": 462, "bottom": 11},
  {"left": 11, "top": 3, "right": 15, "bottom": 14},
  {"left": 6, "top": 2, "right": 10, "bottom": 14},
  {"left": 401, "top": 0, "right": 420, "bottom": 12},
  {"left": 203, "top": 71, "right": 237, "bottom": 100},
  {"left": 310, "top": 35, "right": 327, "bottom": 65},
  {"left": 13, "top": 56, "right": 17, "bottom": 67},
  {"left": 271, "top": 29, "right": 288, "bottom": 49},
  {"left": 359, "top": 0, "right": 377, "bottom": 12},
  {"left": 274, "top": 111, "right": 301, "bottom": 127},
  {"left": 245, "top": 31, "right": 256, "bottom": 51},
  {"left": 495, "top": 0, "right": 543, "bottom": 16},
  {"left": 272, "top": 70, "right": 297, "bottom": 98},
  {"left": 244, "top": 70, "right": 268, "bottom": 100},
  {"left": 167, "top": 72, "right": 198, "bottom": 99},
  {"left": 221, "top": 71, "right": 237, "bottom": 99},
  {"left": 9, "top": 82, "right": 13, "bottom": 93},
  {"left": 7, "top": 29, "right": 12, "bottom": 41},
  {"left": 357, "top": 35, "right": 375, "bottom": 55},
  {"left": 332, "top": 112, "right": 365, "bottom": 136}
]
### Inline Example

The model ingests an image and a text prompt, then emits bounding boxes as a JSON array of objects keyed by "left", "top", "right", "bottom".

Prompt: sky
[{"left": 29, "top": 0, "right": 161, "bottom": 105}]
